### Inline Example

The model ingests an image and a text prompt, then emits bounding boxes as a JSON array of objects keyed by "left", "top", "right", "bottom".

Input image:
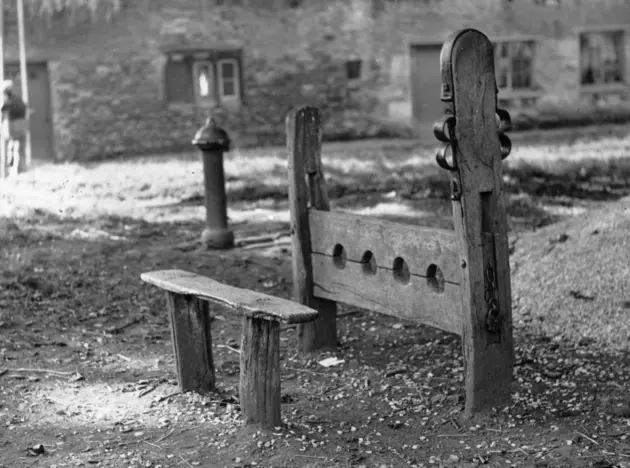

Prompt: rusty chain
[{"left": 484, "top": 262, "right": 501, "bottom": 333}]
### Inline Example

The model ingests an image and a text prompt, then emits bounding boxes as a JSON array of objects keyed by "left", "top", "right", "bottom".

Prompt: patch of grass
[
  {"left": 0, "top": 231, "right": 34, "bottom": 327},
  {"left": 0, "top": 125, "right": 628, "bottom": 222},
  {"left": 1, "top": 249, "right": 32, "bottom": 275},
  {"left": 504, "top": 129, "right": 630, "bottom": 200},
  {"left": 0, "top": 222, "right": 34, "bottom": 276},
  {"left": 507, "top": 130, "right": 630, "bottom": 178},
  {"left": 510, "top": 103, "right": 630, "bottom": 132}
]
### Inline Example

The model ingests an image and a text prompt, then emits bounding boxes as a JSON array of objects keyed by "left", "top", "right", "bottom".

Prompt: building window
[
  {"left": 580, "top": 30, "right": 625, "bottom": 87},
  {"left": 193, "top": 61, "right": 214, "bottom": 101},
  {"left": 164, "top": 49, "right": 242, "bottom": 106},
  {"left": 494, "top": 41, "right": 535, "bottom": 91},
  {"left": 217, "top": 58, "right": 240, "bottom": 101},
  {"left": 345, "top": 59, "right": 362, "bottom": 81}
]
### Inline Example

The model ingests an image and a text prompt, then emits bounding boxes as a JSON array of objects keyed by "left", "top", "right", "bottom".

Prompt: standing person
[{"left": 1, "top": 80, "right": 27, "bottom": 175}]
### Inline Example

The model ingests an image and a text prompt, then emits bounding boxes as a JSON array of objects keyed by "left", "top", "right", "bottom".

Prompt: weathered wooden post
[
  {"left": 192, "top": 116, "right": 235, "bottom": 249},
  {"left": 434, "top": 28, "right": 514, "bottom": 416},
  {"left": 165, "top": 293, "right": 215, "bottom": 393},
  {"left": 239, "top": 316, "right": 282, "bottom": 427},
  {"left": 287, "top": 107, "right": 338, "bottom": 352}
]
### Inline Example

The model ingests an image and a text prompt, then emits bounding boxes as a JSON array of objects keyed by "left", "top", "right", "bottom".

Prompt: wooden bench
[
  {"left": 287, "top": 29, "right": 515, "bottom": 417},
  {"left": 140, "top": 269, "right": 318, "bottom": 428},
  {"left": 142, "top": 28, "right": 514, "bottom": 424}
]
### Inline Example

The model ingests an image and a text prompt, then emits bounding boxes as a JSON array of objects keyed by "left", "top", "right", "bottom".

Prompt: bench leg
[
  {"left": 239, "top": 316, "right": 281, "bottom": 428},
  {"left": 298, "top": 298, "right": 337, "bottom": 352},
  {"left": 165, "top": 292, "right": 215, "bottom": 393}
]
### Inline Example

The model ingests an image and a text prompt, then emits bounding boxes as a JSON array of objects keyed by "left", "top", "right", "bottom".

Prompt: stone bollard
[{"left": 192, "top": 116, "right": 235, "bottom": 249}]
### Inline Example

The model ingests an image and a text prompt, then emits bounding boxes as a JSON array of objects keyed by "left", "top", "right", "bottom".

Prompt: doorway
[
  {"left": 4, "top": 61, "right": 55, "bottom": 162},
  {"left": 409, "top": 42, "right": 444, "bottom": 138}
]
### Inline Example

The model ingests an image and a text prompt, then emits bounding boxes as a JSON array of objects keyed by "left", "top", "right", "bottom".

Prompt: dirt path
[{"left": 1, "top": 207, "right": 629, "bottom": 468}]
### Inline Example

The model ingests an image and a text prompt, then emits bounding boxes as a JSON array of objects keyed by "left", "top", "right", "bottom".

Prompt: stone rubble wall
[{"left": 0, "top": 0, "right": 628, "bottom": 161}]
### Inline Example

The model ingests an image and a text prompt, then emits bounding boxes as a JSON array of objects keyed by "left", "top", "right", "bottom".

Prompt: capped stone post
[{"left": 192, "top": 116, "right": 235, "bottom": 249}]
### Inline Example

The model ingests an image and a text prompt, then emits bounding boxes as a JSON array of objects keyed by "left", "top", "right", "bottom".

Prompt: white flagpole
[
  {"left": 17, "top": 0, "right": 31, "bottom": 171},
  {"left": 0, "top": 0, "right": 5, "bottom": 180}
]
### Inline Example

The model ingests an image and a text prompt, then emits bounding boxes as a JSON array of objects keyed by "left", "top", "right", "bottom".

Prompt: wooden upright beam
[
  {"left": 165, "top": 292, "right": 215, "bottom": 393},
  {"left": 240, "top": 316, "right": 281, "bottom": 428},
  {"left": 287, "top": 106, "right": 338, "bottom": 352},
  {"left": 436, "top": 29, "right": 514, "bottom": 416}
]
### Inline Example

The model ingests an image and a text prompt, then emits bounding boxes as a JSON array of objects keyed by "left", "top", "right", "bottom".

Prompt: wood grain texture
[
  {"left": 165, "top": 292, "right": 215, "bottom": 393},
  {"left": 142, "top": 270, "right": 318, "bottom": 324},
  {"left": 309, "top": 209, "right": 460, "bottom": 284},
  {"left": 446, "top": 29, "right": 514, "bottom": 415},
  {"left": 239, "top": 316, "right": 282, "bottom": 428},
  {"left": 287, "top": 106, "right": 338, "bottom": 352},
  {"left": 312, "top": 253, "right": 462, "bottom": 334}
]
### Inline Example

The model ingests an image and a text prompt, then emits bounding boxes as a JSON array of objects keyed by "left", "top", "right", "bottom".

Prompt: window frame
[
  {"left": 163, "top": 52, "right": 195, "bottom": 105},
  {"left": 162, "top": 46, "right": 243, "bottom": 108},
  {"left": 192, "top": 59, "right": 216, "bottom": 104},
  {"left": 577, "top": 27, "right": 627, "bottom": 93},
  {"left": 491, "top": 36, "right": 540, "bottom": 99},
  {"left": 217, "top": 58, "right": 241, "bottom": 102},
  {"left": 345, "top": 59, "right": 362, "bottom": 82}
]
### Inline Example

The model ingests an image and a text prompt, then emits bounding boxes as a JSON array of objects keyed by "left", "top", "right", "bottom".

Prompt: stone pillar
[{"left": 192, "top": 116, "right": 235, "bottom": 249}]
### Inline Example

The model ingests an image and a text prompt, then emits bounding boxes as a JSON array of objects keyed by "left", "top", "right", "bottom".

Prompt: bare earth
[{"left": 1, "top": 129, "right": 630, "bottom": 468}]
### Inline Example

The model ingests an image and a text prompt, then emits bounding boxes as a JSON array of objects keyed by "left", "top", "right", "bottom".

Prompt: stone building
[{"left": 2, "top": 0, "right": 629, "bottom": 162}]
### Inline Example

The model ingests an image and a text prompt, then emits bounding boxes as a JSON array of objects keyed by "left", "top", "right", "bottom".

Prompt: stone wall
[
  {"left": 1, "top": 0, "right": 629, "bottom": 161},
  {"left": 376, "top": 0, "right": 630, "bottom": 121}
]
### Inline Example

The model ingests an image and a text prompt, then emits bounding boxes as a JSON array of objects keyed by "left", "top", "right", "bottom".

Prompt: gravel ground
[{"left": 511, "top": 195, "right": 630, "bottom": 351}]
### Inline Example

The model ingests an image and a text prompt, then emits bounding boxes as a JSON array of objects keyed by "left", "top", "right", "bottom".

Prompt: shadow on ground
[
  {"left": 2, "top": 126, "right": 630, "bottom": 466},
  {"left": 1, "top": 211, "right": 629, "bottom": 468}
]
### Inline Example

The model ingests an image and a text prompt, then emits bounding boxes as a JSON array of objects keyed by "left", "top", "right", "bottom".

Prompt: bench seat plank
[{"left": 141, "top": 269, "right": 318, "bottom": 324}]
